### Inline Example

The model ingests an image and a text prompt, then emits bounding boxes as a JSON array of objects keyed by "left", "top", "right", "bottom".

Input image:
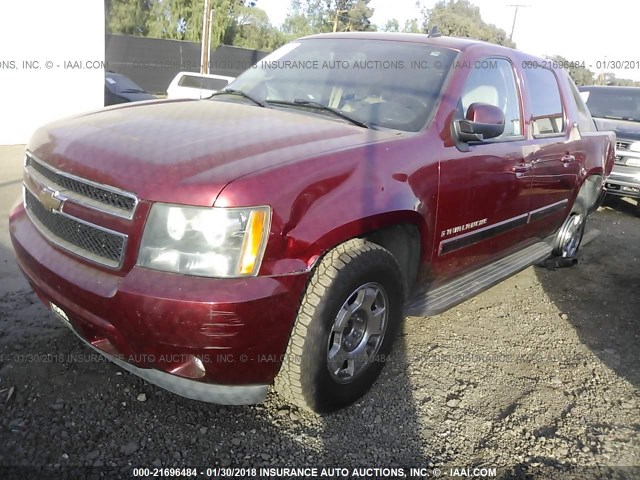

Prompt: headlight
[
  {"left": 630, "top": 142, "right": 640, "bottom": 153},
  {"left": 137, "top": 203, "right": 270, "bottom": 278}
]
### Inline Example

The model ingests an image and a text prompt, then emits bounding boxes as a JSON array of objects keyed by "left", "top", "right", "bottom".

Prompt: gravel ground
[{"left": 0, "top": 199, "right": 638, "bottom": 479}]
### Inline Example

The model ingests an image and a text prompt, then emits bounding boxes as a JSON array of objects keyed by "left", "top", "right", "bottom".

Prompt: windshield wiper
[
  {"left": 209, "top": 89, "right": 267, "bottom": 107},
  {"left": 267, "top": 99, "right": 369, "bottom": 129},
  {"left": 600, "top": 115, "right": 640, "bottom": 122}
]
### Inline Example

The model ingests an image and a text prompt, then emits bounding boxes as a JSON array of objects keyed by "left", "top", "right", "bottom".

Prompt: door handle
[
  {"left": 512, "top": 163, "right": 532, "bottom": 173},
  {"left": 561, "top": 154, "right": 576, "bottom": 164}
]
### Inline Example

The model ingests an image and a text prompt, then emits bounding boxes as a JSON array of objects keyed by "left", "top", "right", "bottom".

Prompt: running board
[{"left": 405, "top": 242, "right": 553, "bottom": 317}]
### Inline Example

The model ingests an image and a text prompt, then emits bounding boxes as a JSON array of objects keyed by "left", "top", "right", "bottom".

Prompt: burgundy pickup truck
[{"left": 9, "top": 33, "right": 614, "bottom": 413}]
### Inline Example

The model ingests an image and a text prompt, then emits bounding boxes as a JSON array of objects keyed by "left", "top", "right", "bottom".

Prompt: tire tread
[{"left": 274, "top": 238, "right": 396, "bottom": 411}]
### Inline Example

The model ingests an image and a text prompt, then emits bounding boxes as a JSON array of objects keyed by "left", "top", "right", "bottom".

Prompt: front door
[{"left": 431, "top": 57, "right": 532, "bottom": 279}]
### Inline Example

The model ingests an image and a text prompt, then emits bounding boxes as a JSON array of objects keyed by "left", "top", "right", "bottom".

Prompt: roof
[
  {"left": 578, "top": 85, "right": 640, "bottom": 92},
  {"left": 301, "top": 31, "right": 509, "bottom": 53},
  {"left": 297, "top": 32, "right": 559, "bottom": 66}
]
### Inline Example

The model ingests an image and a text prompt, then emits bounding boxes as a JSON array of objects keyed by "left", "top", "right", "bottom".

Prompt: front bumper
[
  {"left": 9, "top": 203, "right": 309, "bottom": 404},
  {"left": 63, "top": 319, "right": 269, "bottom": 404},
  {"left": 605, "top": 165, "right": 640, "bottom": 199}
]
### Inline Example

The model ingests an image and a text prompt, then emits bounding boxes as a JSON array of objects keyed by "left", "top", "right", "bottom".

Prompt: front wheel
[
  {"left": 274, "top": 239, "right": 404, "bottom": 413},
  {"left": 553, "top": 197, "right": 588, "bottom": 258}
]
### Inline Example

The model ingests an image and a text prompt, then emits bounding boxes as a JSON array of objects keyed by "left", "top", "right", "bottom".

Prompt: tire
[
  {"left": 635, "top": 200, "right": 640, "bottom": 218},
  {"left": 275, "top": 239, "right": 404, "bottom": 413},
  {"left": 553, "top": 197, "right": 588, "bottom": 258}
]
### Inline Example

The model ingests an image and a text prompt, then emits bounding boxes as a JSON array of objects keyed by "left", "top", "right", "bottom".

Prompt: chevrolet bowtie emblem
[{"left": 37, "top": 185, "right": 63, "bottom": 213}]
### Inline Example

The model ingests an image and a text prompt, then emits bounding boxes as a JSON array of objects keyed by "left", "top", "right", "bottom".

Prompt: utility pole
[
  {"left": 507, "top": 4, "right": 530, "bottom": 41},
  {"left": 200, "top": 0, "right": 213, "bottom": 74}
]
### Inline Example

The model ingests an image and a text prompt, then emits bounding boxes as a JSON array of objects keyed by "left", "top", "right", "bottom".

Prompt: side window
[
  {"left": 523, "top": 67, "right": 566, "bottom": 136},
  {"left": 458, "top": 58, "right": 522, "bottom": 139}
]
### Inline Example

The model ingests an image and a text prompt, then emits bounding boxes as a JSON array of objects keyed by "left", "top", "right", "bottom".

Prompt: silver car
[{"left": 580, "top": 86, "right": 640, "bottom": 215}]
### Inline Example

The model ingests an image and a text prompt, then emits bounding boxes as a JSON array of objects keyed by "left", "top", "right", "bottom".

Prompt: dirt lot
[{"left": 0, "top": 196, "right": 638, "bottom": 479}]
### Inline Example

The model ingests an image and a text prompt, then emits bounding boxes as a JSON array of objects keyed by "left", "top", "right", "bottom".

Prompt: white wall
[{"left": 0, "top": 1, "right": 104, "bottom": 145}]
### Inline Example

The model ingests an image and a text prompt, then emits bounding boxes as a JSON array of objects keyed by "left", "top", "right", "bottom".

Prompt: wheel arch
[
  {"left": 576, "top": 174, "right": 605, "bottom": 213},
  {"left": 363, "top": 224, "right": 422, "bottom": 298},
  {"left": 303, "top": 211, "right": 429, "bottom": 296}
]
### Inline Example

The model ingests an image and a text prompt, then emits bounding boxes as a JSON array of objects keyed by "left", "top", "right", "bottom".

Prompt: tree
[
  {"left": 402, "top": 18, "right": 421, "bottom": 33},
  {"left": 287, "top": 0, "right": 329, "bottom": 33},
  {"left": 147, "top": 0, "right": 245, "bottom": 44},
  {"left": 107, "top": 1, "right": 255, "bottom": 45},
  {"left": 282, "top": 13, "right": 316, "bottom": 38},
  {"left": 284, "top": 0, "right": 375, "bottom": 37},
  {"left": 106, "top": 0, "right": 153, "bottom": 35},
  {"left": 422, "top": 0, "right": 516, "bottom": 48},
  {"left": 338, "top": 0, "right": 375, "bottom": 32},
  {"left": 603, "top": 73, "right": 640, "bottom": 87},
  {"left": 224, "top": 6, "right": 288, "bottom": 50},
  {"left": 382, "top": 18, "right": 400, "bottom": 32},
  {"left": 282, "top": 0, "right": 320, "bottom": 38},
  {"left": 549, "top": 55, "right": 594, "bottom": 86},
  {"left": 545, "top": 56, "right": 640, "bottom": 87}
]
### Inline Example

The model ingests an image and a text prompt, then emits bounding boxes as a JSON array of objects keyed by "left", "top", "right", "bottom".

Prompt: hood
[
  {"left": 28, "top": 99, "right": 396, "bottom": 207},
  {"left": 593, "top": 117, "right": 640, "bottom": 142}
]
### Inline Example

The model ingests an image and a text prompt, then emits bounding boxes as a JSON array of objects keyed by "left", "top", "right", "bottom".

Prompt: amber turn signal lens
[{"left": 239, "top": 209, "right": 269, "bottom": 275}]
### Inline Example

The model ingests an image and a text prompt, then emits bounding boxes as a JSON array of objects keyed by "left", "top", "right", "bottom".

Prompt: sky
[{"left": 257, "top": 0, "right": 640, "bottom": 81}]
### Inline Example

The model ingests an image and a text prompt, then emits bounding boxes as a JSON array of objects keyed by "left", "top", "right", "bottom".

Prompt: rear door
[{"left": 522, "top": 67, "right": 581, "bottom": 238}]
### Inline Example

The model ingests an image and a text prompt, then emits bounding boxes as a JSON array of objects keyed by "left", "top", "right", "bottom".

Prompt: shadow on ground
[
  {"left": 506, "top": 204, "right": 640, "bottom": 478},
  {"left": 0, "top": 254, "right": 428, "bottom": 470},
  {"left": 536, "top": 202, "right": 639, "bottom": 388}
]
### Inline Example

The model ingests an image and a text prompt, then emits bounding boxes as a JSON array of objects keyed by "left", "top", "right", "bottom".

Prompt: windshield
[
  {"left": 220, "top": 38, "right": 458, "bottom": 132},
  {"left": 582, "top": 88, "right": 640, "bottom": 122}
]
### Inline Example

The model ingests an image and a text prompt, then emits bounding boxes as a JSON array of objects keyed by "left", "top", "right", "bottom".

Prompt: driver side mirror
[{"left": 452, "top": 102, "right": 505, "bottom": 150}]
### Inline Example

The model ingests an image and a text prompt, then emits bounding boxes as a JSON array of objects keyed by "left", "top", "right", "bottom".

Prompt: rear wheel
[
  {"left": 275, "top": 239, "right": 404, "bottom": 413},
  {"left": 553, "top": 198, "right": 587, "bottom": 258}
]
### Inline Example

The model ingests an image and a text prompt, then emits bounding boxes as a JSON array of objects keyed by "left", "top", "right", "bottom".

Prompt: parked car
[
  {"left": 10, "top": 33, "right": 615, "bottom": 413},
  {"left": 579, "top": 86, "right": 640, "bottom": 215},
  {"left": 104, "top": 71, "right": 156, "bottom": 106},
  {"left": 166, "top": 72, "right": 235, "bottom": 99}
]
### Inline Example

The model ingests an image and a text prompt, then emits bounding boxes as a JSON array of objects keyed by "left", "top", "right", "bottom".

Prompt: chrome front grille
[
  {"left": 24, "top": 189, "right": 126, "bottom": 268},
  {"left": 25, "top": 154, "right": 137, "bottom": 219},
  {"left": 616, "top": 140, "right": 632, "bottom": 151},
  {"left": 23, "top": 153, "right": 135, "bottom": 268}
]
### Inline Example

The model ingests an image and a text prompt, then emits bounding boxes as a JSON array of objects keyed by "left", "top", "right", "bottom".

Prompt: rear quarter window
[{"left": 523, "top": 67, "right": 565, "bottom": 137}]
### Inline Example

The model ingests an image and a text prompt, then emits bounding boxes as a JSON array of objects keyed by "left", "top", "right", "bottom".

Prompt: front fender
[{"left": 215, "top": 134, "right": 440, "bottom": 276}]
